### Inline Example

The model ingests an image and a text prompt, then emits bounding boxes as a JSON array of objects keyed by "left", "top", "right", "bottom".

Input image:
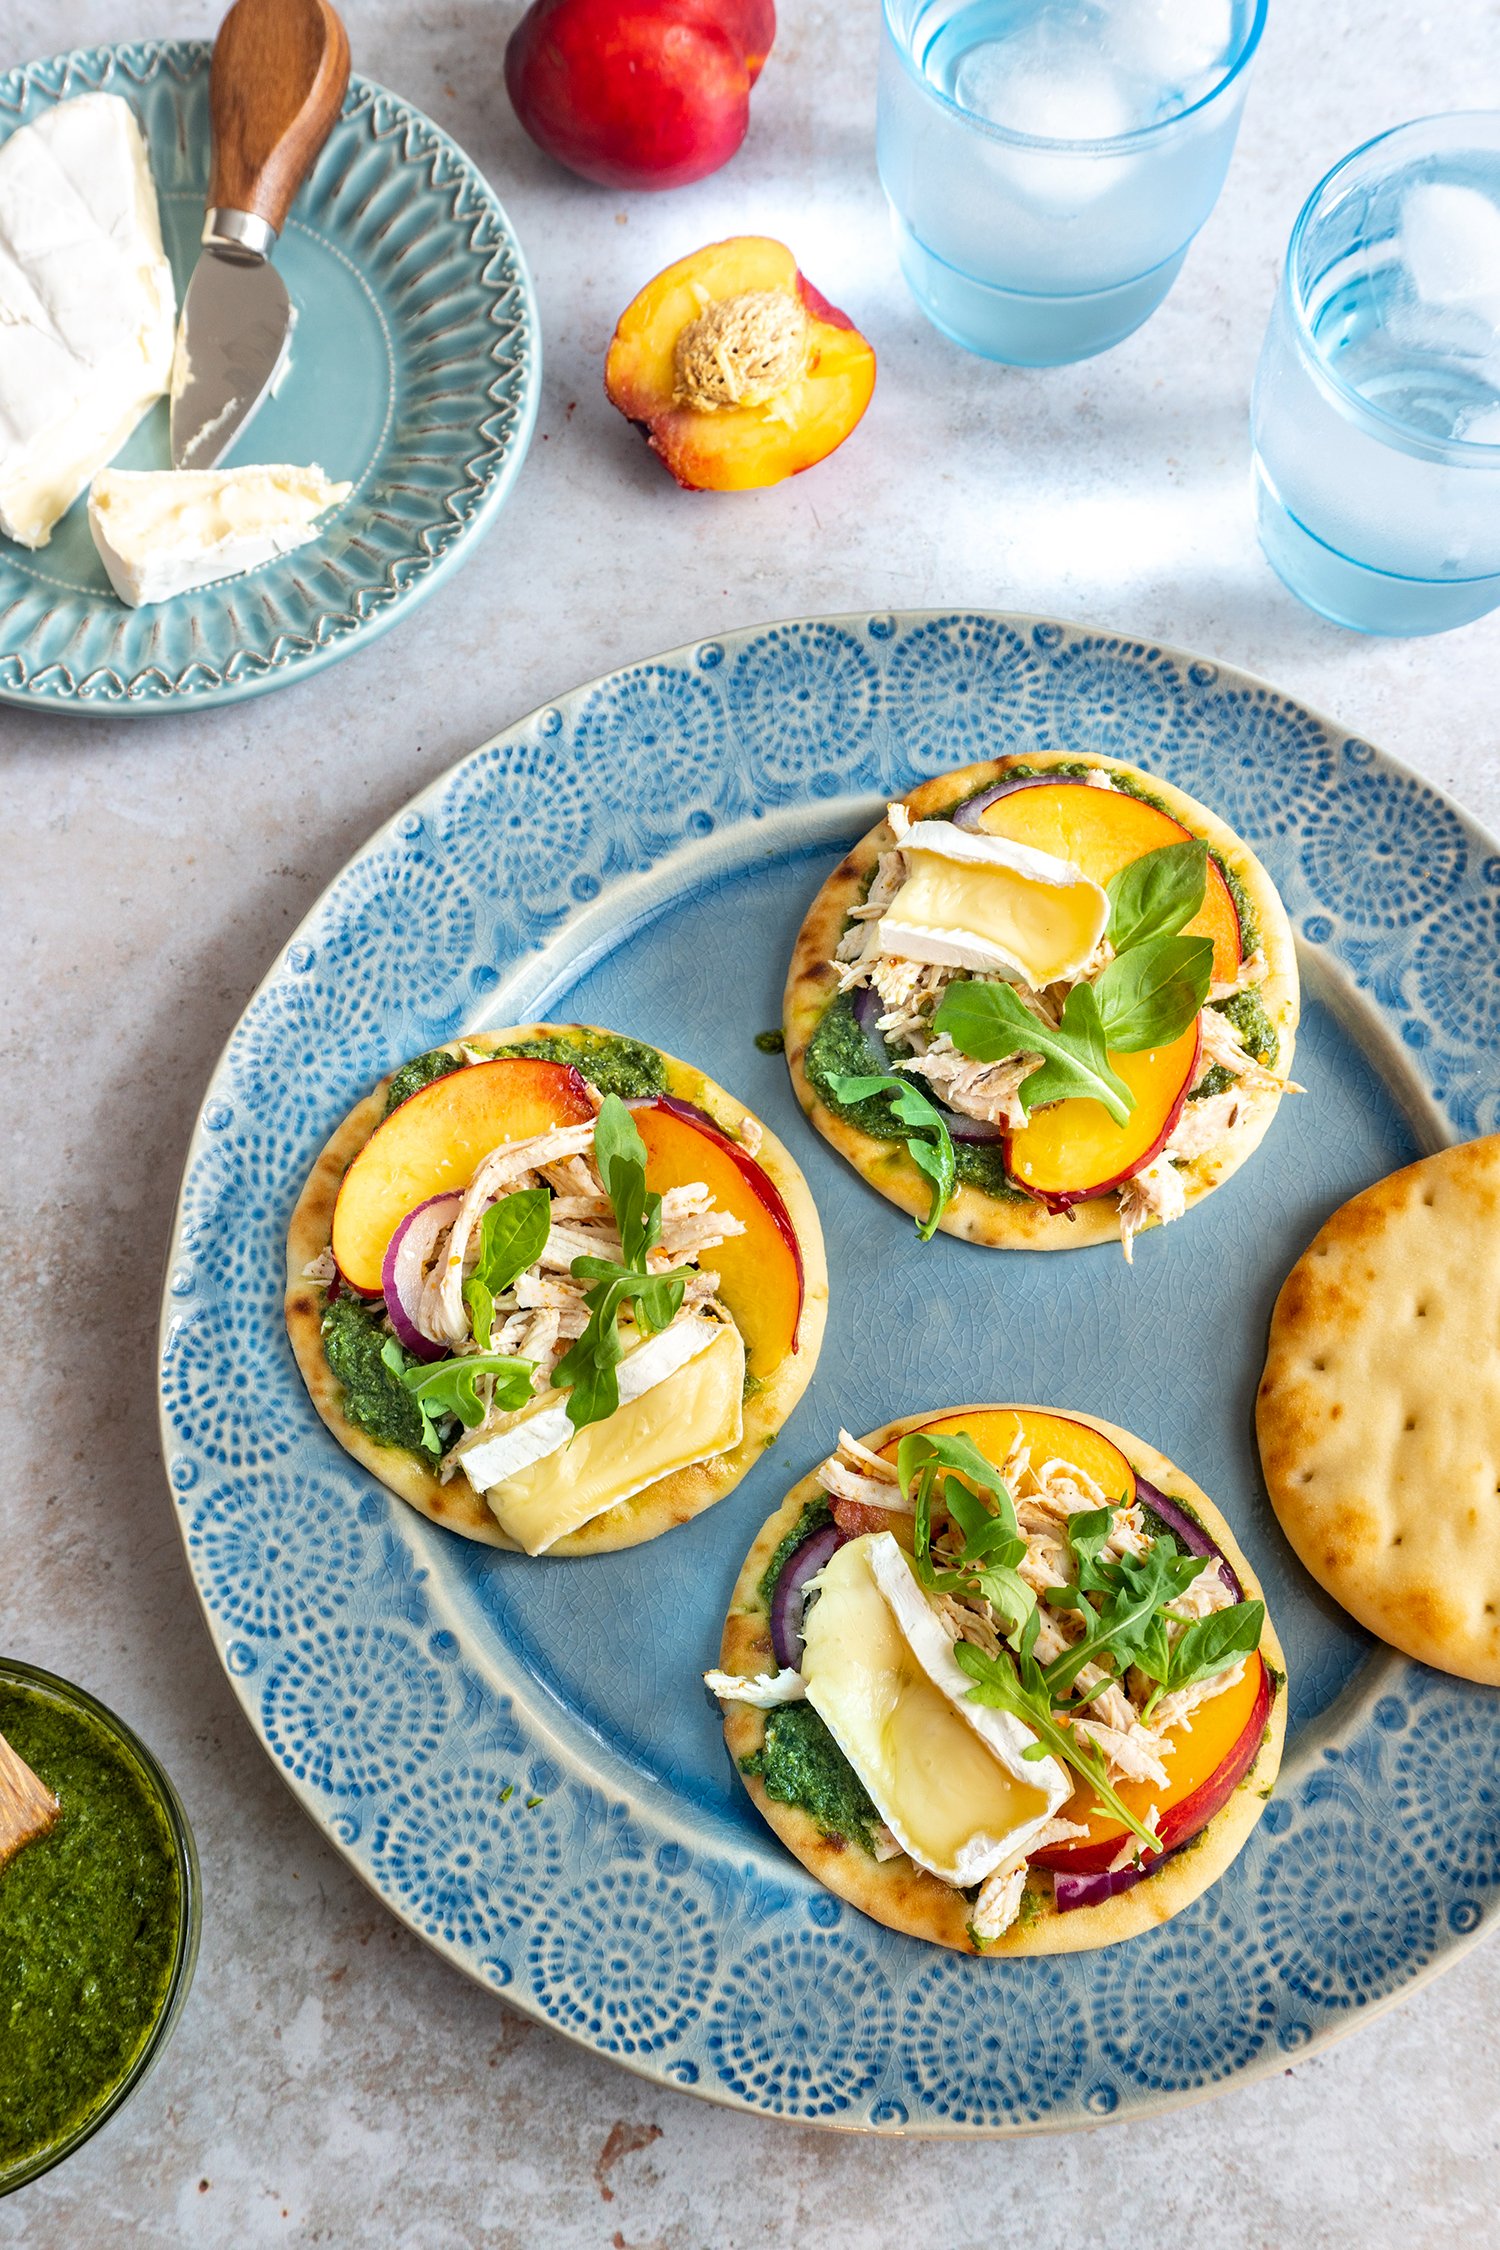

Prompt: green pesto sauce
[
  {"left": 803, "top": 990, "right": 1027, "bottom": 1204},
  {"left": 490, "top": 1030, "right": 665, "bottom": 1100},
  {"left": 740, "top": 1703, "right": 878, "bottom": 1855},
  {"left": 754, "top": 1029, "right": 786, "bottom": 1054},
  {"left": 321, "top": 1293, "right": 429, "bottom": 1455},
  {"left": 0, "top": 1687, "right": 181, "bottom": 2173},
  {"left": 383, "top": 1048, "right": 463, "bottom": 1116},
  {"left": 758, "top": 1497, "right": 833, "bottom": 1606}
]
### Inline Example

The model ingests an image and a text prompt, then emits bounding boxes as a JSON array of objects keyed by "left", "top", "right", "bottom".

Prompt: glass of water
[
  {"left": 1252, "top": 114, "right": 1500, "bottom": 636},
  {"left": 877, "top": 0, "right": 1266, "bottom": 365}
]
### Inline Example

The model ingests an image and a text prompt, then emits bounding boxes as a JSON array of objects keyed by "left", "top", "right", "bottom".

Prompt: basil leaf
[
  {"left": 1105, "top": 840, "right": 1209, "bottom": 954},
  {"left": 934, "top": 979, "right": 1135, "bottom": 1127},
  {"left": 824, "top": 1070, "right": 955, "bottom": 1241},
  {"left": 1092, "top": 933, "right": 1214, "bottom": 1055},
  {"left": 464, "top": 1185, "right": 552, "bottom": 1347},
  {"left": 399, "top": 1350, "right": 537, "bottom": 1432}
]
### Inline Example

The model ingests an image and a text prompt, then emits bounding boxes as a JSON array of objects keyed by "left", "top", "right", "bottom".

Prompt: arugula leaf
[
  {"left": 899, "top": 1431, "right": 1035, "bottom": 1643},
  {"left": 954, "top": 1639, "right": 1162, "bottom": 1858},
  {"left": 1041, "top": 1537, "right": 1204, "bottom": 1703},
  {"left": 592, "top": 1094, "right": 660, "bottom": 1271},
  {"left": 549, "top": 1096, "right": 691, "bottom": 1434},
  {"left": 1092, "top": 933, "right": 1214, "bottom": 1055},
  {"left": 1138, "top": 1599, "right": 1265, "bottom": 1719},
  {"left": 824, "top": 1071, "right": 955, "bottom": 1240},
  {"left": 933, "top": 979, "right": 1133, "bottom": 1126},
  {"left": 463, "top": 1185, "right": 552, "bottom": 1349},
  {"left": 393, "top": 1347, "right": 537, "bottom": 1451},
  {"left": 1105, "top": 840, "right": 1208, "bottom": 954}
]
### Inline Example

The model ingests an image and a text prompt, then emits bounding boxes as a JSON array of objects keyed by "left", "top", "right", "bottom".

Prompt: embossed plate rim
[{"left": 158, "top": 610, "right": 1500, "bottom": 2132}]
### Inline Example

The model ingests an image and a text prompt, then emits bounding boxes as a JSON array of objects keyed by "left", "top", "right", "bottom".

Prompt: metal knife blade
[{"left": 171, "top": 247, "right": 295, "bottom": 472}]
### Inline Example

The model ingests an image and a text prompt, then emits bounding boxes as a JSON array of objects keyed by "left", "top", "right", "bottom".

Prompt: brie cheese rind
[
  {"left": 456, "top": 1315, "right": 745, "bottom": 1555},
  {"left": 0, "top": 94, "right": 175, "bottom": 548},
  {"left": 88, "top": 464, "right": 353, "bottom": 607},
  {"left": 878, "top": 818, "right": 1109, "bottom": 989},
  {"left": 799, "top": 1533, "right": 1070, "bottom": 1887}
]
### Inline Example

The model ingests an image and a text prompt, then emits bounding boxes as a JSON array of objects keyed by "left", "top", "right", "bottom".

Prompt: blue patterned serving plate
[
  {"left": 0, "top": 42, "right": 538, "bottom": 712},
  {"left": 159, "top": 613, "right": 1500, "bottom": 2131}
]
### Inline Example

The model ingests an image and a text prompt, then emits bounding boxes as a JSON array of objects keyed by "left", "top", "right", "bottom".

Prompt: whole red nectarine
[{"left": 505, "top": 0, "right": 775, "bottom": 191}]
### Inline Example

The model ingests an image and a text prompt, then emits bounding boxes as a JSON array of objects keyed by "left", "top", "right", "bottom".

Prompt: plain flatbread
[
  {"left": 720, "top": 1407, "right": 1287, "bottom": 1955},
  {"left": 1258, "top": 1137, "right": 1500, "bottom": 1684},
  {"left": 286, "top": 1024, "right": 828, "bottom": 1555},
  {"left": 783, "top": 751, "right": 1300, "bottom": 1249}
]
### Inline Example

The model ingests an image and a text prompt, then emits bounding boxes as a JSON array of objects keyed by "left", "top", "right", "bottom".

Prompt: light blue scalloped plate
[
  {"left": 0, "top": 42, "right": 538, "bottom": 712},
  {"left": 159, "top": 614, "right": 1500, "bottom": 2132}
]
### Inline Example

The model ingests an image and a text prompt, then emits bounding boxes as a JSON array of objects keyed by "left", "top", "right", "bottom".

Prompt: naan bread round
[
  {"left": 1258, "top": 1138, "right": 1500, "bottom": 1683},
  {"left": 286, "top": 1024, "right": 828, "bottom": 1555},
  {"left": 783, "top": 751, "right": 1299, "bottom": 1249},
  {"left": 720, "top": 1408, "right": 1287, "bottom": 1954}
]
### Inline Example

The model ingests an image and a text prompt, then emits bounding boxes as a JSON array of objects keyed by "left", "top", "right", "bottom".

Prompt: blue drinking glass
[
  {"left": 1252, "top": 114, "right": 1500, "bottom": 636},
  {"left": 877, "top": 0, "right": 1266, "bottom": 366}
]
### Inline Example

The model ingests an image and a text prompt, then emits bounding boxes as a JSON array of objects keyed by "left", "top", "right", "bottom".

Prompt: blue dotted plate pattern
[
  {"left": 0, "top": 42, "right": 538, "bottom": 712},
  {"left": 159, "top": 614, "right": 1500, "bottom": 2133}
]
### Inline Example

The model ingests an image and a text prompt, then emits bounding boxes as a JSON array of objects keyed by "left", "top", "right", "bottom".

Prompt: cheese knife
[{"left": 171, "top": 0, "right": 350, "bottom": 471}]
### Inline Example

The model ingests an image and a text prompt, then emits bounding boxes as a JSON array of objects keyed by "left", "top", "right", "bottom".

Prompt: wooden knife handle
[{"left": 207, "top": 0, "right": 351, "bottom": 236}]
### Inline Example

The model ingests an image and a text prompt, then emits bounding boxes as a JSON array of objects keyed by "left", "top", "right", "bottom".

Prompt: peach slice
[
  {"left": 635, "top": 1097, "right": 803, "bottom": 1376},
  {"left": 972, "top": 779, "right": 1243, "bottom": 983},
  {"left": 1031, "top": 1654, "right": 1269, "bottom": 1870},
  {"left": 331, "top": 1058, "right": 596, "bottom": 1295},
  {"left": 1004, "top": 1020, "right": 1200, "bottom": 1212},
  {"left": 604, "top": 236, "right": 876, "bottom": 491},
  {"left": 888, "top": 1406, "right": 1137, "bottom": 1506}
]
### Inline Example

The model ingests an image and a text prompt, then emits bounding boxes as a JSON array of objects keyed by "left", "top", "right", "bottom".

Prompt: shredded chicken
[
  {"left": 1197, "top": 1003, "right": 1299, "bottom": 1096},
  {"left": 1072, "top": 1718, "right": 1171, "bottom": 1790},
  {"left": 1208, "top": 947, "right": 1267, "bottom": 1003},
  {"left": 302, "top": 1246, "right": 337, "bottom": 1283},
  {"left": 432, "top": 1122, "right": 599, "bottom": 1341},
  {"left": 1145, "top": 1657, "right": 1247, "bottom": 1740},
  {"left": 900, "top": 1034, "right": 1040, "bottom": 1131},
  {"left": 1168, "top": 1561, "right": 1236, "bottom": 1623},
  {"left": 739, "top": 1115, "right": 764, "bottom": 1159},
  {"left": 971, "top": 1861, "right": 1027, "bottom": 1943},
  {"left": 1165, "top": 1090, "right": 1245, "bottom": 1161},
  {"left": 1117, "top": 1154, "right": 1188, "bottom": 1265},
  {"left": 814, "top": 1430, "right": 915, "bottom": 1514}
]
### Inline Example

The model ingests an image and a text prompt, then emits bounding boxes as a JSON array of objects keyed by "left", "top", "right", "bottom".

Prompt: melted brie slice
[
  {"left": 458, "top": 1315, "right": 744, "bottom": 1555},
  {"left": 878, "top": 820, "right": 1108, "bottom": 989},
  {"left": 800, "top": 1533, "right": 1069, "bottom": 1886},
  {"left": 88, "top": 464, "right": 351, "bottom": 606}
]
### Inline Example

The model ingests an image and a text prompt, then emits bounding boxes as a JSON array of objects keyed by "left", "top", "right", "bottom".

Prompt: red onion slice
[
  {"left": 769, "top": 1524, "right": 846, "bottom": 1668},
  {"left": 380, "top": 1191, "right": 463, "bottom": 1362},
  {"left": 1134, "top": 1471, "right": 1243, "bottom": 1600},
  {"left": 1053, "top": 1849, "right": 1174, "bottom": 1912},
  {"left": 950, "top": 776, "right": 1055, "bottom": 832}
]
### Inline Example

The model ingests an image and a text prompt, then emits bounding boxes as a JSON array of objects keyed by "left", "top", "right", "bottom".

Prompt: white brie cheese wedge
[
  {"left": 800, "top": 1533, "right": 1069, "bottom": 1887},
  {"left": 88, "top": 464, "right": 352, "bottom": 606},
  {"left": 0, "top": 93, "right": 175, "bottom": 548},
  {"left": 878, "top": 819, "right": 1109, "bottom": 989},
  {"left": 458, "top": 1315, "right": 744, "bottom": 1555}
]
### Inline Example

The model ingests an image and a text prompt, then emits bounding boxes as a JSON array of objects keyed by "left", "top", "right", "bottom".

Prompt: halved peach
[
  {"left": 635, "top": 1096, "right": 803, "bottom": 1376},
  {"left": 604, "top": 236, "right": 876, "bottom": 491},
  {"left": 888, "top": 1406, "right": 1137, "bottom": 1506},
  {"left": 1004, "top": 1020, "right": 1200, "bottom": 1212},
  {"left": 332, "top": 1058, "right": 596, "bottom": 1294},
  {"left": 1032, "top": 1653, "right": 1269, "bottom": 1871},
  {"left": 973, "top": 779, "right": 1242, "bottom": 983}
]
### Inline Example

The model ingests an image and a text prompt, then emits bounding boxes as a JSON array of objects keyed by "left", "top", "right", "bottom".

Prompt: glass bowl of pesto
[{"left": 0, "top": 1659, "right": 200, "bottom": 2196}]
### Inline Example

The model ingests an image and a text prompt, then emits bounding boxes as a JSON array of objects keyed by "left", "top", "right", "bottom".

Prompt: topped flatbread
[
  {"left": 784, "top": 751, "right": 1299, "bottom": 1255},
  {"left": 286, "top": 1024, "right": 827, "bottom": 1556},
  {"left": 1258, "top": 1136, "right": 1500, "bottom": 1684},
  {"left": 710, "top": 1404, "right": 1286, "bottom": 1955}
]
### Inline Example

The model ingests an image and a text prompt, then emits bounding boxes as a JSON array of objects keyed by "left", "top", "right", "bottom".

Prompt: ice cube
[
  {"left": 1400, "top": 182, "right": 1500, "bottom": 332},
  {"left": 1106, "top": 0, "right": 1239, "bottom": 93},
  {"left": 955, "top": 40, "right": 1141, "bottom": 139}
]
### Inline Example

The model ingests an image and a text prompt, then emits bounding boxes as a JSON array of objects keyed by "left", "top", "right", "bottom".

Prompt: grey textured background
[{"left": 4, "top": 1, "right": 1498, "bottom": 2242}]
